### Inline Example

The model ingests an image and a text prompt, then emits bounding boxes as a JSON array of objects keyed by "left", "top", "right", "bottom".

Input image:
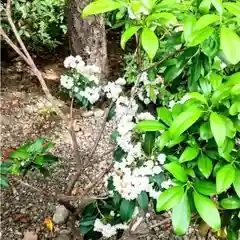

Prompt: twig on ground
[{"left": 66, "top": 103, "right": 114, "bottom": 195}]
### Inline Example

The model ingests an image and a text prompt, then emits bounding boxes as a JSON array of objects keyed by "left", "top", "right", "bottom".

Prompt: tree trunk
[{"left": 67, "top": 0, "right": 109, "bottom": 80}]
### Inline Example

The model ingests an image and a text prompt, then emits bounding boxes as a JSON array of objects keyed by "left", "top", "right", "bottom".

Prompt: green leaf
[
  {"left": 233, "top": 169, "right": 240, "bottom": 197},
  {"left": 198, "top": 154, "right": 213, "bottom": 179},
  {"left": 189, "top": 54, "right": 201, "bottom": 90},
  {"left": 164, "top": 64, "right": 184, "bottom": 84},
  {"left": 224, "top": 2, "right": 240, "bottom": 18},
  {"left": 157, "top": 107, "right": 173, "bottom": 126},
  {"left": 227, "top": 72, "right": 240, "bottom": 85},
  {"left": 194, "top": 180, "right": 216, "bottom": 196},
  {"left": 220, "top": 197, "right": 240, "bottom": 210},
  {"left": 141, "top": 27, "right": 159, "bottom": 60},
  {"left": 172, "top": 193, "right": 191, "bottom": 235},
  {"left": 200, "top": 122, "right": 213, "bottom": 140},
  {"left": 188, "top": 27, "right": 215, "bottom": 47},
  {"left": 231, "top": 83, "right": 240, "bottom": 95},
  {"left": 211, "top": 84, "right": 232, "bottom": 104},
  {"left": 82, "top": 0, "right": 122, "bottom": 17},
  {"left": 137, "top": 191, "right": 149, "bottom": 209},
  {"left": 227, "top": 228, "right": 239, "bottom": 240},
  {"left": 9, "top": 148, "right": 29, "bottom": 160},
  {"left": 80, "top": 216, "right": 96, "bottom": 227},
  {"left": 229, "top": 102, "right": 240, "bottom": 116},
  {"left": 79, "top": 225, "right": 93, "bottom": 235},
  {"left": 164, "top": 162, "right": 188, "bottom": 182},
  {"left": 211, "top": 0, "right": 224, "bottom": 14},
  {"left": 0, "top": 175, "right": 9, "bottom": 188},
  {"left": 113, "top": 146, "right": 125, "bottom": 162},
  {"left": 216, "top": 164, "right": 235, "bottom": 193},
  {"left": 184, "top": 16, "right": 197, "bottom": 42},
  {"left": 179, "top": 146, "right": 199, "bottom": 163},
  {"left": 148, "top": 12, "right": 178, "bottom": 24},
  {"left": 169, "top": 109, "right": 201, "bottom": 139},
  {"left": 120, "top": 199, "right": 136, "bottom": 222},
  {"left": 168, "top": 135, "right": 185, "bottom": 148},
  {"left": 199, "top": 0, "right": 211, "bottom": 14},
  {"left": 189, "top": 92, "right": 208, "bottom": 105},
  {"left": 221, "top": 115, "right": 236, "bottom": 139},
  {"left": 199, "top": 77, "right": 212, "bottom": 95},
  {"left": 195, "top": 14, "right": 219, "bottom": 31},
  {"left": 172, "top": 104, "right": 184, "bottom": 119},
  {"left": 143, "top": 132, "right": 155, "bottom": 155},
  {"left": 210, "top": 112, "right": 226, "bottom": 147},
  {"left": 158, "top": 131, "right": 169, "bottom": 151},
  {"left": 193, "top": 191, "right": 221, "bottom": 230},
  {"left": 220, "top": 27, "right": 240, "bottom": 65},
  {"left": 121, "top": 26, "right": 141, "bottom": 49},
  {"left": 136, "top": 120, "right": 166, "bottom": 131},
  {"left": 156, "top": 186, "right": 184, "bottom": 212},
  {"left": 209, "top": 72, "right": 222, "bottom": 90}
]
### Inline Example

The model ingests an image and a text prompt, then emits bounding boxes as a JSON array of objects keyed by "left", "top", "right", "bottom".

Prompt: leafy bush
[
  {"left": 1, "top": 138, "right": 57, "bottom": 187},
  {"left": 78, "top": 0, "right": 240, "bottom": 239},
  {"left": 1, "top": 0, "right": 67, "bottom": 49}
]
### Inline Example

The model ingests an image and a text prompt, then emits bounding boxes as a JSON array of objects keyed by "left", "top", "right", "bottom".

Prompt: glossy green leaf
[
  {"left": 210, "top": 112, "right": 226, "bottom": 147},
  {"left": 169, "top": 109, "right": 201, "bottom": 139},
  {"left": 82, "top": 0, "right": 122, "bottom": 17},
  {"left": 211, "top": 84, "right": 232, "bottom": 104},
  {"left": 136, "top": 120, "right": 166, "bottom": 131},
  {"left": 184, "top": 16, "right": 197, "bottom": 42},
  {"left": 137, "top": 191, "right": 149, "bottom": 209},
  {"left": 220, "top": 27, "right": 240, "bottom": 65},
  {"left": 233, "top": 169, "right": 240, "bottom": 197},
  {"left": 199, "top": 0, "right": 211, "bottom": 14},
  {"left": 120, "top": 199, "right": 136, "bottom": 222},
  {"left": 198, "top": 154, "right": 213, "bottom": 179},
  {"left": 168, "top": 134, "right": 185, "bottom": 148},
  {"left": 143, "top": 132, "right": 155, "bottom": 155},
  {"left": 224, "top": 2, "right": 240, "bottom": 18},
  {"left": 141, "top": 27, "right": 159, "bottom": 60},
  {"left": 227, "top": 72, "right": 240, "bottom": 85},
  {"left": 157, "top": 107, "right": 173, "bottom": 126},
  {"left": 0, "top": 176, "right": 9, "bottom": 188},
  {"left": 156, "top": 186, "right": 184, "bottom": 212},
  {"left": 231, "top": 83, "right": 240, "bottom": 95},
  {"left": 199, "top": 77, "right": 212, "bottom": 95},
  {"left": 172, "top": 193, "right": 191, "bottom": 235},
  {"left": 194, "top": 180, "right": 216, "bottom": 196},
  {"left": 164, "top": 64, "right": 184, "bottom": 84},
  {"left": 229, "top": 102, "right": 240, "bottom": 116},
  {"left": 227, "top": 228, "right": 239, "bottom": 240},
  {"left": 121, "top": 26, "right": 141, "bottom": 49},
  {"left": 216, "top": 164, "right": 235, "bottom": 193},
  {"left": 221, "top": 115, "right": 236, "bottom": 139},
  {"left": 193, "top": 191, "right": 221, "bottom": 230},
  {"left": 179, "top": 146, "right": 199, "bottom": 163},
  {"left": 158, "top": 131, "right": 169, "bottom": 151},
  {"left": 195, "top": 14, "right": 219, "bottom": 30},
  {"left": 164, "top": 162, "right": 188, "bottom": 182},
  {"left": 148, "top": 12, "right": 178, "bottom": 24},
  {"left": 113, "top": 146, "right": 125, "bottom": 162},
  {"left": 200, "top": 122, "right": 213, "bottom": 140},
  {"left": 220, "top": 197, "right": 240, "bottom": 209},
  {"left": 188, "top": 27, "right": 214, "bottom": 47},
  {"left": 211, "top": 0, "right": 224, "bottom": 14},
  {"left": 189, "top": 54, "right": 201, "bottom": 90},
  {"left": 209, "top": 72, "right": 222, "bottom": 90},
  {"left": 189, "top": 92, "right": 208, "bottom": 105}
]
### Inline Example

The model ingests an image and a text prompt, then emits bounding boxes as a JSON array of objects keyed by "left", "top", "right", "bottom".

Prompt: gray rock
[
  {"left": 53, "top": 205, "right": 69, "bottom": 224},
  {"left": 56, "top": 234, "right": 71, "bottom": 240},
  {"left": 81, "top": 110, "right": 94, "bottom": 117},
  {"left": 94, "top": 109, "right": 104, "bottom": 117}
]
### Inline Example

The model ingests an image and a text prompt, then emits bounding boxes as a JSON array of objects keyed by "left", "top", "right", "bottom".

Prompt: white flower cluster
[
  {"left": 169, "top": 94, "right": 192, "bottom": 110},
  {"left": 103, "top": 78, "right": 126, "bottom": 100},
  {"left": 137, "top": 72, "right": 163, "bottom": 104},
  {"left": 79, "top": 86, "right": 101, "bottom": 104},
  {"left": 136, "top": 112, "right": 155, "bottom": 122},
  {"left": 94, "top": 219, "right": 128, "bottom": 238},
  {"left": 60, "top": 75, "right": 74, "bottom": 90},
  {"left": 64, "top": 55, "right": 100, "bottom": 84}
]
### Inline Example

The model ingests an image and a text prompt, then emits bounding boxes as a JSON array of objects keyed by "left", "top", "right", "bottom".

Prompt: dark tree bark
[{"left": 67, "top": 0, "right": 109, "bottom": 80}]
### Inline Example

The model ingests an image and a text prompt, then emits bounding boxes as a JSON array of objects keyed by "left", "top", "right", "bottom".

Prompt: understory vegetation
[{"left": 1, "top": 0, "right": 240, "bottom": 239}]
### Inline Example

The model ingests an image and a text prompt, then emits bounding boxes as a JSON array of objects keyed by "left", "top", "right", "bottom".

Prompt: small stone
[
  {"left": 23, "top": 231, "right": 38, "bottom": 240},
  {"left": 81, "top": 110, "right": 94, "bottom": 117},
  {"left": 1, "top": 115, "right": 11, "bottom": 125},
  {"left": 56, "top": 234, "right": 71, "bottom": 240},
  {"left": 94, "top": 109, "right": 104, "bottom": 117},
  {"left": 53, "top": 205, "right": 69, "bottom": 224},
  {"left": 73, "top": 120, "right": 81, "bottom": 132}
]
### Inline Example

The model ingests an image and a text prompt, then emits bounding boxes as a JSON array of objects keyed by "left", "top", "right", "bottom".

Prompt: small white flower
[
  {"left": 115, "top": 77, "right": 126, "bottom": 85},
  {"left": 158, "top": 153, "right": 166, "bottom": 164},
  {"left": 143, "top": 98, "right": 151, "bottom": 105},
  {"left": 169, "top": 100, "right": 176, "bottom": 110},
  {"left": 161, "top": 179, "right": 174, "bottom": 189},
  {"left": 146, "top": 213, "right": 151, "bottom": 218},
  {"left": 110, "top": 211, "right": 115, "bottom": 217},
  {"left": 152, "top": 166, "right": 162, "bottom": 174}
]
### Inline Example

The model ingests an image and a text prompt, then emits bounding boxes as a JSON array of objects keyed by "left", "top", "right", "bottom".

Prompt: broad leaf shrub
[
  {"left": 77, "top": 0, "right": 240, "bottom": 239},
  {"left": 1, "top": 0, "right": 67, "bottom": 49},
  {"left": 1, "top": 138, "right": 58, "bottom": 187}
]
